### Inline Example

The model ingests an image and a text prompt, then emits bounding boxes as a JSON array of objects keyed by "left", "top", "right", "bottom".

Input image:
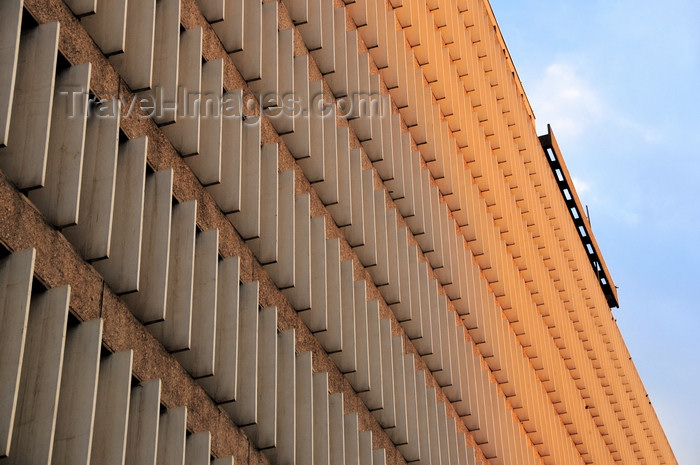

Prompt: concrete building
[{"left": 0, "top": 0, "right": 676, "bottom": 464}]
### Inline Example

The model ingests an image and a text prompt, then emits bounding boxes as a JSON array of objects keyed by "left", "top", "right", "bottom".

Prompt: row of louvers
[{"left": 0, "top": 0, "right": 671, "bottom": 464}]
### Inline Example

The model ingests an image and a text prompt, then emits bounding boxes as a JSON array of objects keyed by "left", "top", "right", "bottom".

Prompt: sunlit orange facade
[{"left": 0, "top": 0, "right": 675, "bottom": 464}]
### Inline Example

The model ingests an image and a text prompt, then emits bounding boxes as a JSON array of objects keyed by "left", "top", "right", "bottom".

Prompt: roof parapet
[{"left": 539, "top": 124, "right": 619, "bottom": 308}]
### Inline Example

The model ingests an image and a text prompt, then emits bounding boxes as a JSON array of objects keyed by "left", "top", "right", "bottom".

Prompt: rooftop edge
[{"left": 539, "top": 124, "right": 619, "bottom": 308}]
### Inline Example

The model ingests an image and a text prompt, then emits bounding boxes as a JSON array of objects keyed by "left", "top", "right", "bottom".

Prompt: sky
[{"left": 488, "top": 1, "right": 700, "bottom": 463}]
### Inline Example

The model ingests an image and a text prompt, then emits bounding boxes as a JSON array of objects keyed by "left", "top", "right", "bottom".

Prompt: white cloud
[
  {"left": 529, "top": 61, "right": 660, "bottom": 144},
  {"left": 571, "top": 176, "right": 591, "bottom": 195},
  {"left": 529, "top": 62, "right": 603, "bottom": 139}
]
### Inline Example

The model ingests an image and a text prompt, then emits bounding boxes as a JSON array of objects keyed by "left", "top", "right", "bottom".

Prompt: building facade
[{"left": 0, "top": 0, "right": 676, "bottom": 464}]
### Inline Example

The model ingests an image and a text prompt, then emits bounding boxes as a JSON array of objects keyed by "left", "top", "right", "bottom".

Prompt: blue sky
[{"left": 489, "top": 1, "right": 700, "bottom": 463}]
